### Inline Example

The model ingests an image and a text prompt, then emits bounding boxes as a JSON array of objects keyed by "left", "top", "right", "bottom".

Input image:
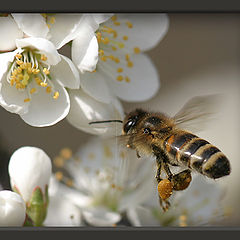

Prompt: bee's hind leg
[
  {"left": 159, "top": 197, "right": 171, "bottom": 212},
  {"left": 162, "top": 161, "right": 173, "bottom": 181}
]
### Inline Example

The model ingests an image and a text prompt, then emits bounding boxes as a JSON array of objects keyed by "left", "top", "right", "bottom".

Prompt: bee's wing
[{"left": 173, "top": 94, "right": 221, "bottom": 133}]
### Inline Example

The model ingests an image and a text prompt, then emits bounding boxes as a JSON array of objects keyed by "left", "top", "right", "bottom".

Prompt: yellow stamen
[
  {"left": 40, "top": 82, "right": 48, "bottom": 87},
  {"left": 30, "top": 88, "right": 36, "bottom": 94},
  {"left": 60, "top": 148, "right": 72, "bottom": 159},
  {"left": 15, "top": 54, "right": 22, "bottom": 59},
  {"left": 53, "top": 156, "right": 65, "bottom": 168},
  {"left": 125, "top": 54, "right": 130, "bottom": 61},
  {"left": 134, "top": 47, "right": 141, "bottom": 54},
  {"left": 114, "top": 57, "right": 120, "bottom": 63},
  {"left": 46, "top": 86, "right": 52, "bottom": 93},
  {"left": 17, "top": 67, "right": 22, "bottom": 73},
  {"left": 114, "top": 21, "right": 120, "bottom": 26},
  {"left": 117, "top": 75, "right": 123, "bottom": 81},
  {"left": 123, "top": 35, "right": 128, "bottom": 41},
  {"left": 127, "top": 61, "right": 133, "bottom": 68},
  {"left": 66, "top": 179, "right": 73, "bottom": 187},
  {"left": 102, "top": 37, "right": 110, "bottom": 44},
  {"left": 55, "top": 171, "right": 63, "bottom": 181},
  {"left": 24, "top": 98, "right": 30, "bottom": 103},
  {"left": 16, "top": 60, "right": 23, "bottom": 65},
  {"left": 117, "top": 68, "right": 123, "bottom": 73},
  {"left": 53, "top": 91, "right": 59, "bottom": 99},
  {"left": 125, "top": 76, "right": 130, "bottom": 82},
  {"left": 41, "top": 54, "right": 48, "bottom": 61},
  {"left": 118, "top": 42, "right": 125, "bottom": 48},
  {"left": 126, "top": 21, "right": 133, "bottom": 28},
  {"left": 43, "top": 68, "right": 50, "bottom": 75},
  {"left": 100, "top": 56, "right": 107, "bottom": 62},
  {"left": 32, "top": 69, "right": 40, "bottom": 74},
  {"left": 35, "top": 77, "right": 42, "bottom": 85},
  {"left": 111, "top": 15, "right": 117, "bottom": 21},
  {"left": 50, "top": 17, "right": 55, "bottom": 24},
  {"left": 99, "top": 49, "right": 104, "bottom": 56},
  {"left": 111, "top": 46, "right": 117, "bottom": 51}
]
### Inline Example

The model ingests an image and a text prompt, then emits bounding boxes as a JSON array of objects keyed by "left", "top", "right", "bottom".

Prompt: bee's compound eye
[{"left": 123, "top": 120, "right": 135, "bottom": 133}]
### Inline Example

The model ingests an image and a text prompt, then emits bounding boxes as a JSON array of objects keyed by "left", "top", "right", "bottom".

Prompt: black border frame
[{"left": 1, "top": 0, "right": 240, "bottom": 238}]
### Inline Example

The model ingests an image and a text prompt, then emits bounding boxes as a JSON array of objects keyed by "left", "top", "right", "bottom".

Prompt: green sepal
[{"left": 26, "top": 186, "right": 49, "bottom": 227}]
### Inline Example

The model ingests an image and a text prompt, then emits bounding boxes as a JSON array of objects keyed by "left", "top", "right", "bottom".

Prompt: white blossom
[{"left": 0, "top": 190, "right": 26, "bottom": 226}]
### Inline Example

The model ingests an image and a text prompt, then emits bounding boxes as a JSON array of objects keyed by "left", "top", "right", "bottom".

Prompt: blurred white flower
[
  {"left": 52, "top": 137, "right": 155, "bottom": 226},
  {"left": 0, "top": 190, "right": 26, "bottom": 226},
  {"left": 44, "top": 176, "right": 82, "bottom": 226},
  {"left": 0, "top": 37, "right": 80, "bottom": 126},
  {"left": 8, "top": 146, "right": 52, "bottom": 203},
  {"left": 127, "top": 175, "right": 227, "bottom": 227}
]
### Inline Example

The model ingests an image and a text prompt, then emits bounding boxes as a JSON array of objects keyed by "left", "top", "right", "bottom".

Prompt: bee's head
[{"left": 123, "top": 109, "right": 147, "bottom": 134}]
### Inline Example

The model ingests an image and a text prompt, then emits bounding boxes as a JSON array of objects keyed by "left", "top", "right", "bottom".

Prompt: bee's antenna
[{"left": 89, "top": 120, "right": 123, "bottom": 125}]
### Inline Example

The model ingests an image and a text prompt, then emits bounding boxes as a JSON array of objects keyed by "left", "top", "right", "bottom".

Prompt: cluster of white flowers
[
  {"left": 0, "top": 14, "right": 230, "bottom": 228},
  {"left": 0, "top": 13, "right": 169, "bottom": 134}
]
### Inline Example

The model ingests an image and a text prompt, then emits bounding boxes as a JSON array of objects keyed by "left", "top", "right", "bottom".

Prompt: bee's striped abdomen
[{"left": 164, "top": 131, "right": 231, "bottom": 179}]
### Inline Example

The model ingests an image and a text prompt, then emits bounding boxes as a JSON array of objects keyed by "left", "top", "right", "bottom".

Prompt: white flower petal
[
  {"left": 44, "top": 195, "right": 82, "bottom": 226},
  {"left": 72, "top": 33, "right": 98, "bottom": 73},
  {"left": 92, "top": 14, "right": 113, "bottom": 24},
  {"left": 82, "top": 207, "right": 121, "bottom": 226},
  {"left": 8, "top": 146, "right": 52, "bottom": 203},
  {"left": 16, "top": 37, "right": 61, "bottom": 65},
  {"left": 51, "top": 54, "right": 80, "bottom": 89},
  {"left": 48, "top": 14, "right": 83, "bottom": 49},
  {"left": 107, "top": 14, "right": 169, "bottom": 52},
  {"left": 0, "top": 16, "right": 23, "bottom": 51},
  {"left": 66, "top": 89, "right": 123, "bottom": 136},
  {"left": 20, "top": 80, "right": 70, "bottom": 127},
  {"left": 80, "top": 71, "right": 112, "bottom": 104},
  {"left": 104, "top": 53, "right": 160, "bottom": 102},
  {"left": 0, "top": 71, "right": 29, "bottom": 115},
  {"left": 12, "top": 14, "right": 49, "bottom": 38},
  {"left": 0, "top": 190, "right": 26, "bottom": 227}
]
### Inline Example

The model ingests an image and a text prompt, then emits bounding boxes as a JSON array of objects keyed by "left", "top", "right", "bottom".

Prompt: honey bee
[{"left": 89, "top": 95, "right": 231, "bottom": 211}]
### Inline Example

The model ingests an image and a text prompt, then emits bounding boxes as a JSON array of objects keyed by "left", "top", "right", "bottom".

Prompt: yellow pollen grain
[
  {"left": 46, "top": 86, "right": 52, "bottom": 93},
  {"left": 60, "top": 148, "right": 72, "bottom": 159},
  {"left": 24, "top": 98, "right": 31, "bottom": 103},
  {"left": 111, "top": 15, "right": 117, "bottom": 21},
  {"left": 53, "top": 91, "right": 59, "bottom": 99},
  {"left": 35, "top": 77, "right": 42, "bottom": 85},
  {"left": 40, "top": 82, "right": 48, "bottom": 87},
  {"left": 134, "top": 47, "right": 141, "bottom": 54},
  {"left": 125, "top": 54, "right": 130, "bottom": 61},
  {"left": 46, "top": 23, "right": 51, "bottom": 29},
  {"left": 111, "top": 183, "right": 116, "bottom": 188},
  {"left": 55, "top": 171, "right": 63, "bottom": 181},
  {"left": 126, "top": 21, "right": 133, "bottom": 28},
  {"left": 127, "top": 61, "right": 133, "bottom": 68},
  {"left": 20, "top": 63, "right": 27, "bottom": 69},
  {"left": 43, "top": 68, "right": 50, "bottom": 75},
  {"left": 103, "top": 37, "right": 110, "bottom": 44},
  {"left": 41, "top": 54, "right": 48, "bottom": 61},
  {"left": 123, "top": 35, "right": 128, "bottom": 41},
  {"left": 117, "top": 68, "right": 123, "bottom": 73},
  {"left": 111, "top": 46, "right": 117, "bottom": 51},
  {"left": 125, "top": 76, "right": 130, "bottom": 82},
  {"left": 10, "top": 79, "right": 15, "bottom": 86},
  {"left": 17, "top": 67, "right": 22, "bottom": 73},
  {"left": 117, "top": 75, "right": 123, "bottom": 81},
  {"left": 27, "top": 67, "right": 32, "bottom": 74},
  {"left": 30, "top": 88, "right": 36, "bottom": 94}
]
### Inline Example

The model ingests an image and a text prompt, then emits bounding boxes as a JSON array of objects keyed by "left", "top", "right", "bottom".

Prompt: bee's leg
[
  {"left": 136, "top": 150, "right": 141, "bottom": 158},
  {"left": 171, "top": 169, "right": 192, "bottom": 191},
  {"left": 158, "top": 197, "right": 171, "bottom": 212},
  {"left": 163, "top": 162, "right": 173, "bottom": 181},
  {"left": 155, "top": 156, "right": 162, "bottom": 183}
]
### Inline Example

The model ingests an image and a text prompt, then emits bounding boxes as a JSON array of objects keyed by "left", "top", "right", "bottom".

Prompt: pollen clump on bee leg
[{"left": 157, "top": 179, "right": 173, "bottom": 201}]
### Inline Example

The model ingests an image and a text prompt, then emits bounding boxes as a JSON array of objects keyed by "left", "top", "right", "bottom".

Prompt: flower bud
[
  {"left": 8, "top": 146, "right": 52, "bottom": 203},
  {"left": 0, "top": 190, "right": 26, "bottom": 226},
  {"left": 8, "top": 146, "right": 52, "bottom": 226}
]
